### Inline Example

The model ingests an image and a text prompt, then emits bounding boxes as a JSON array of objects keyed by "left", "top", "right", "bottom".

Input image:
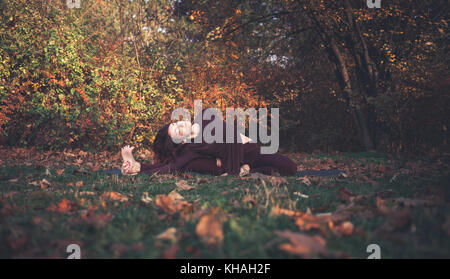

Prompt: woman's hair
[{"left": 151, "top": 123, "right": 184, "bottom": 164}]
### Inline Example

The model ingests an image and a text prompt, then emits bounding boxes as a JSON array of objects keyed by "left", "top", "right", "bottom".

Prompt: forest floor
[{"left": 0, "top": 147, "right": 449, "bottom": 258}]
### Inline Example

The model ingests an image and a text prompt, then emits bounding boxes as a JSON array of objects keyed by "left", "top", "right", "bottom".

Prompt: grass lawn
[{"left": 0, "top": 149, "right": 449, "bottom": 258}]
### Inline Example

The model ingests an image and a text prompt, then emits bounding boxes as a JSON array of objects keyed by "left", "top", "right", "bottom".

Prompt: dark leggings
[{"left": 181, "top": 153, "right": 297, "bottom": 176}]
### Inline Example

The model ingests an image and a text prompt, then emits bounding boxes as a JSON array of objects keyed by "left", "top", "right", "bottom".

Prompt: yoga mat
[
  {"left": 101, "top": 169, "right": 345, "bottom": 177},
  {"left": 296, "top": 169, "right": 345, "bottom": 177}
]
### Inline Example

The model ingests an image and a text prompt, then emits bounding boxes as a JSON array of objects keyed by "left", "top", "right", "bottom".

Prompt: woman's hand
[{"left": 216, "top": 158, "right": 222, "bottom": 168}]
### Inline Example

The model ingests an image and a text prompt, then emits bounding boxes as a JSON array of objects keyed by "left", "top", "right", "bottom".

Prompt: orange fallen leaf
[
  {"left": 75, "top": 181, "right": 84, "bottom": 187},
  {"left": 40, "top": 179, "right": 51, "bottom": 189},
  {"left": 155, "top": 194, "right": 190, "bottom": 214},
  {"left": 29, "top": 181, "right": 40, "bottom": 187},
  {"left": 275, "top": 230, "right": 326, "bottom": 258},
  {"left": 56, "top": 168, "right": 65, "bottom": 175},
  {"left": 295, "top": 213, "right": 331, "bottom": 235},
  {"left": 168, "top": 190, "right": 184, "bottom": 200},
  {"left": 47, "top": 199, "right": 78, "bottom": 214},
  {"left": 331, "top": 221, "right": 354, "bottom": 236},
  {"left": 100, "top": 191, "right": 128, "bottom": 202},
  {"left": 195, "top": 214, "right": 224, "bottom": 246}
]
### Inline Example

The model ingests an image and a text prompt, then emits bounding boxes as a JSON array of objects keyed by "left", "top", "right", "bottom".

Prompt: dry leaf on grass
[
  {"left": 140, "top": 192, "right": 152, "bottom": 204},
  {"left": 176, "top": 180, "right": 194, "bottom": 191},
  {"left": 56, "top": 168, "right": 65, "bottom": 175},
  {"left": 156, "top": 227, "right": 177, "bottom": 241},
  {"left": 330, "top": 221, "right": 354, "bottom": 236},
  {"left": 293, "top": 191, "right": 309, "bottom": 198},
  {"left": 376, "top": 197, "right": 392, "bottom": 215},
  {"left": 47, "top": 199, "right": 78, "bottom": 214},
  {"left": 155, "top": 194, "right": 191, "bottom": 214},
  {"left": 79, "top": 191, "right": 95, "bottom": 196},
  {"left": 40, "top": 179, "right": 51, "bottom": 189},
  {"left": 297, "top": 176, "right": 312, "bottom": 186},
  {"left": 273, "top": 205, "right": 355, "bottom": 236},
  {"left": 275, "top": 230, "right": 326, "bottom": 258},
  {"left": 195, "top": 214, "right": 224, "bottom": 246},
  {"left": 168, "top": 190, "right": 185, "bottom": 200},
  {"left": 100, "top": 191, "right": 128, "bottom": 202}
]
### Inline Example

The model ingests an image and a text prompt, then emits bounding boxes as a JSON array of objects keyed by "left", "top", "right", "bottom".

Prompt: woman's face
[{"left": 168, "top": 121, "right": 192, "bottom": 143}]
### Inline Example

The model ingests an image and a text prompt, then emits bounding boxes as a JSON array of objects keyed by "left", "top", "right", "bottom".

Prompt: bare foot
[{"left": 121, "top": 145, "right": 140, "bottom": 175}]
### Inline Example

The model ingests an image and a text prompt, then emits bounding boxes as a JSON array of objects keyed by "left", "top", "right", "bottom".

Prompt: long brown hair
[{"left": 151, "top": 124, "right": 185, "bottom": 164}]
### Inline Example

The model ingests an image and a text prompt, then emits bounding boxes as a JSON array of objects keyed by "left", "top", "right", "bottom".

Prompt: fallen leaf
[
  {"left": 75, "top": 181, "right": 84, "bottom": 187},
  {"left": 40, "top": 179, "right": 51, "bottom": 189},
  {"left": 295, "top": 213, "right": 331, "bottom": 235},
  {"left": 196, "top": 177, "right": 210, "bottom": 184},
  {"left": 376, "top": 197, "right": 392, "bottom": 215},
  {"left": 56, "top": 169, "right": 65, "bottom": 175},
  {"left": 271, "top": 205, "right": 302, "bottom": 217},
  {"left": 47, "top": 199, "right": 78, "bottom": 214},
  {"left": 331, "top": 221, "right": 354, "bottom": 236},
  {"left": 275, "top": 230, "right": 326, "bottom": 258},
  {"left": 100, "top": 192, "right": 128, "bottom": 202},
  {"left": 141, "top": 192, "right": 153, "bottom": 204},
  {"left": 79, "top": 191, "right": 95, "bottom": 196},
  {"left": 8, "top": 178, "right": 19, "bottom": 183},
  {"left": 168, "top": 190, "right": 184, "bottom": 200},
  {"left": 297, "top": 176, "right": 312, "bottom": 186},
  {"left": 196, "top": 214, "right": 224, "bottom": 245},
  {"left": 156, "top": 227, "right": 177, "bottom": 241},
  {"left": 176, "top": 180, "right": 194, "bottom": 191},
  {"left": 155, "top": 194, "right": 190, "bottom": 214},
  {"left": 293, "top": 191, "right": 309, "bottom": 198}
]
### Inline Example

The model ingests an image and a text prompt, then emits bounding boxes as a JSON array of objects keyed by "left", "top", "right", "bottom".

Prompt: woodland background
[{"left": 0, "top": 0, "right": 448, "bottom": 154}]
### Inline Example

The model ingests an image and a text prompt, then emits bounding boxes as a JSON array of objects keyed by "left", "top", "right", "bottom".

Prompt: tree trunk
[{"left": 328, "top": 39, "right": 375, "bottom": 151}]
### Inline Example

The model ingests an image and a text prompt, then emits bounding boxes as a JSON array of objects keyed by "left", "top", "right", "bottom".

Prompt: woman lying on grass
[{"left": 121, "top": 109, "right": 297, "bottom": 176}]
